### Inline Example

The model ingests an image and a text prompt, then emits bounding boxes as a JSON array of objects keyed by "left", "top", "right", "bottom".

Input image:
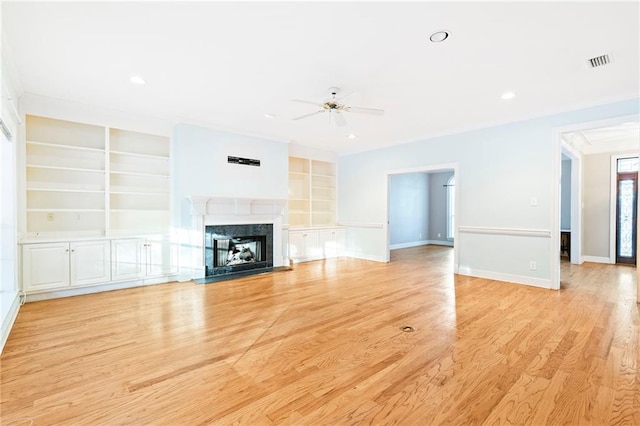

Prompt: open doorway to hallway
[
  {"left": 386, "top": 164, "right": 458, "bottom": 271},
  {"left": 558, "top": 116, "right": 639, "bottom": 288}
]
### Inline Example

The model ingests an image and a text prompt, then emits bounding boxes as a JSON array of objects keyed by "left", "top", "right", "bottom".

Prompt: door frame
[
  {"left": 552, "top": 113, "right": 639, "bottom": 291},
  {"left": 384, "top": 162, "right": 459, "bottom": 271}
]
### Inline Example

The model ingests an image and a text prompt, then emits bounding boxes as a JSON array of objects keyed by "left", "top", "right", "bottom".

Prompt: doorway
[{"left": 385, "top": 163, "right": 459, "bottom": 271}]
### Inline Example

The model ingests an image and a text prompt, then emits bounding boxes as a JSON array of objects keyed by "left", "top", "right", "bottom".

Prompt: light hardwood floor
[{"left": 1, "top": 246, "right": 639, "bottom": 425}]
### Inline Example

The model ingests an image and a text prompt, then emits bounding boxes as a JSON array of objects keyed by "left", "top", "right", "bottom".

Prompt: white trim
[
  {"left": 23, "top": 275, "right": 177, "bottom": 302},
  {"left": 0, "top": 117, "right": 13, "bottom": 139},
  {"left": 457, "top": 267, "right": 552, "bottom": 289},
  {"left": 342, "top": 251, "right": 386, "bottom": 263},
  {"left": 339, "top": 222, "right": 384, "bottom": 229},
  {"left": 428, "top": 240, "right": 454, "bottom": 247},
  {"left": 390, "top": 240, "right": 430, "bottom": 250},
  {"left": 458, "top": 226, "right": 551, "bottom": 238},
  {"left": 582, "top": 255, "right": 614, "bottom": 264},
  {"left": 1, "top": 292, "right": 21, "bottom": 354},
  {"left": 561, "top": 143, "right": 583, "bottom": 265}
]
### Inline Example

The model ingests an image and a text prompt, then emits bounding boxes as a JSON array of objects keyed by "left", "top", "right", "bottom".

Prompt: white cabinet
[
  {"left": 289, "top": 227, "right": 344, "bottom": 263},
  {"left": 318, "top": 228, "right": 345, "bottom": 258},
  {"left": 22, "top": 240, "right": 110, "bottom": 292},
  {"left": 111, "top": 237, "right": 176, "bottom": 281}
]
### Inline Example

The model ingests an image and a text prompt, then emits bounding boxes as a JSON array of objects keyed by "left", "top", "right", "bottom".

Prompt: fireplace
[{"left": 204, "top": 223, "right": 273, "bottom": 276}]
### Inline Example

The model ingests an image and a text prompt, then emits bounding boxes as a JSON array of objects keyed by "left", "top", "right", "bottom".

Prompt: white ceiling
[{"left": 3, "top": 1, "right": 639, "bottom": 155}]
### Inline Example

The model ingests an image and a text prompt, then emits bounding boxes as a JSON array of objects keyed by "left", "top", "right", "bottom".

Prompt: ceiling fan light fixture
[{"left": 429, "top": 30, "right": 449, "bottom": 43}]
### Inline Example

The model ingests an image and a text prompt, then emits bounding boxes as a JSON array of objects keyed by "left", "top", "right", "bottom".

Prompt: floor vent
[{"left": 588, "top": 54, "right": 611, "bottom": 68}]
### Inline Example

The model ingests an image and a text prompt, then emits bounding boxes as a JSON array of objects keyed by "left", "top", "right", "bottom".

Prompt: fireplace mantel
[
  {"left": 185, "top": 196, "right": 288, "bottom": 279},
  {"left": 187, "top": 196, "right": 286, "bottom": 217}
]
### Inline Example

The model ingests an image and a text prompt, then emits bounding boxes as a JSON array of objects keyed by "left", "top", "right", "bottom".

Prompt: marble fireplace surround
[{"left": 188, "top": 196, "right": 287, "bottom": 279}]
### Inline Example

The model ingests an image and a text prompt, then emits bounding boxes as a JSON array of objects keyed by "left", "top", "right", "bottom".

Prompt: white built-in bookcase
[
  {"left": 288, "top": 157, "right": 336, "bottom": 227},
  {"left": 25, "top": 115, "right": 170, "bottom": 238}
]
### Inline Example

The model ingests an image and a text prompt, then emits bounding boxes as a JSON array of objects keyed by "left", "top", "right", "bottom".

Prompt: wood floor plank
[{"left": 1, "top": 246, "right": 639, "bottom": 425}]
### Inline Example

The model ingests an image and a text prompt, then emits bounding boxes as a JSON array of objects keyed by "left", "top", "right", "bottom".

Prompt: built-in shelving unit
[
  {"left": 109, "top": 128, "right": 170, "bottom": 236},
  {"left": 25, "top": 116, "right": 107, "bottom": 237},
  {"left": 288, "top": 157, "right": 336, "bottom": 227},
  {"left": 24, "top": 115, "right": 171, "bottom": 239}
]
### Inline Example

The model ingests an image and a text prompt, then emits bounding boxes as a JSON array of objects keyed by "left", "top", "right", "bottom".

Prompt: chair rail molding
[{"left": 458, "top": 226, "right": 551, "bottom": 238}]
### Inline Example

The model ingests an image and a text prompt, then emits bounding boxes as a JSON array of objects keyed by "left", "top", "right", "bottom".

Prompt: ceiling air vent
[{"left": 588, "top": 54, "right": 611, "bottom": 68}]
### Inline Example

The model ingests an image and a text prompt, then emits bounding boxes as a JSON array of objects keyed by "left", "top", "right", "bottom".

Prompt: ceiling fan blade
[
  {"left": 292, "top": 110, "right": 325, "bottom": 121},
  {"left": 292, "top": 99, "right": 324, "bottom": 108},
  {"left": 334, "top": 111, "right": 347, "bottom": 127},
  {"left": 349, "top": 106, "right": 385, "bottom": 116}
]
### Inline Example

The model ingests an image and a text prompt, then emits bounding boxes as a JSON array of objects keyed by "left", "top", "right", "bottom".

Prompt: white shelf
[
  {"left": 110, "top": 150, "right": 169, "bottom": 160},
  {"left": 110, "top": 170, "right": 170, "bottom": 178},
  {"left": 27, "top": 140, "right": 105, "bottom": 153},
  {"left": 27, "top": 188, "right": 105, "bottom": 194},
  {"left": 27, "top": 208, "right": 105, "bottom": 212},
  {"left": 26, "top": 164, "right": 105, "bottom": 173}
]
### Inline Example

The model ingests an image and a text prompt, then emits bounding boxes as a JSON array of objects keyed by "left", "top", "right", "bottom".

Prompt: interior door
[{"left": 615, "top": 171, "right": 638, "bottom": 265}]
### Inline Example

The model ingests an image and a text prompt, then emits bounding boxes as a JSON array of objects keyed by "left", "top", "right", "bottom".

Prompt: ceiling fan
[{"left": 292, "top": 87, "right": 384, "bottom": 127}]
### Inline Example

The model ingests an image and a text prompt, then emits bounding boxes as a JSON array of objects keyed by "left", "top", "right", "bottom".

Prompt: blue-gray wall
[
  {"left": 389, "top": 173, "right": 429, "bottom": 246},
  {"left": 429, "top": 171, "right": 454, "bottom": 242}
]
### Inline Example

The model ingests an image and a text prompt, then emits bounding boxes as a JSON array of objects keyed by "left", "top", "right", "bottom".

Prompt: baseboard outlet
[
  {"left": 457, "top": 267, "right": 552, "bottom": 290},
  {"left": 1, "top": 292, "right": 21, "bottom": 354},
  {"left": 24, "top": 274, "right": 179, "bottom": 302},
  {"left": 581, "top": 256, "right": 614, "bottom": 264}
]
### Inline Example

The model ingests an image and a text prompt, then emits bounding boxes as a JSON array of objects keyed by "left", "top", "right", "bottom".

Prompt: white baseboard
[
  {"left": 457, "top": 267, "right": 552, "bottom": 289},
  {"left": 25, "top": 275, "right": 178, "bottom": 302},
  {"left": 390, "top": 240, "right": 453, "bottom": 250},
  {"left": 1, "top": 292, "right": 21, "bottom": 354},
  {"left": 427, "top": 240, "right": 454, "bottom": 247},
  {"left": 581, "top": 256, "right": 614, "bottom": 264},
  {"left": 390, "top": 240, "right": 430, "bottom": 250},
  {"left": 342, "top": 251, "right": 387, "bottom": 263}
]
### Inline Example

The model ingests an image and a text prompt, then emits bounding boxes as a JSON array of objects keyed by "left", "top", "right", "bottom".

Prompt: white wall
[
  {"left": 338, "top": 98, "right": 640, "bottom": 288},
  {"left": 389, "top": 172, "right": 429, "bottom": 248},
  {"left": 1, "top": 38, "right": 22, "bottom": 353},
  {"left": 172, "top": 123, "right": 289, "bottom": 229}
]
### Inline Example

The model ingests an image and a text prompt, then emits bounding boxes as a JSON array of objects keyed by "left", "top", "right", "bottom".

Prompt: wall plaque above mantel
[{"left": 228, "top": 156, "right": 260, "bottom": 167}]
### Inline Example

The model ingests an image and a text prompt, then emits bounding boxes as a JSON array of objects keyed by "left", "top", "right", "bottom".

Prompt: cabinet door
[
  {"left": 289, "top": 231, "right": 321, "bottom": 261},
  {"left": 318, "top": 228, "right": 344, "bottom": 258},
  {"left": 70, "top": 240, "right": 111, "bottom": 286},
  {"left": 111, "top": 238, "right": 145, "bottom": 280},
  {"left": 145, "top": 236, "right": 177, "bottom": 276},
  {"left": 289, "top": 231, "right": 307, "bottom": 259},
  {"left": 22, "top": 243, "right": 70, "bottom": 291}
]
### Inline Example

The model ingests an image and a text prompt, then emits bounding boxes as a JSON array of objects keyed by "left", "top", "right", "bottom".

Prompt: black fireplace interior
[{"left": 205, "top": 223, "right": 273, "bottom": 276}]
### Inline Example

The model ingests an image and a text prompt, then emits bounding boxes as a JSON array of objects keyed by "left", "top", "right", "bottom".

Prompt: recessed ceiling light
[
  {"left": 130, "top": 75, "right": 146, "bottom": 85},
  {"left": 264, "top": 113, "right": 276, "bottom": 119},
  {"left": 429, "top": 30, "right": 449, "bottom": 43},
  {"left": 347, "top": 133, "right": 357, "bottom": 139},
  {"left": 501, "top": 91, "right": 516, "bottom": 100}
]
